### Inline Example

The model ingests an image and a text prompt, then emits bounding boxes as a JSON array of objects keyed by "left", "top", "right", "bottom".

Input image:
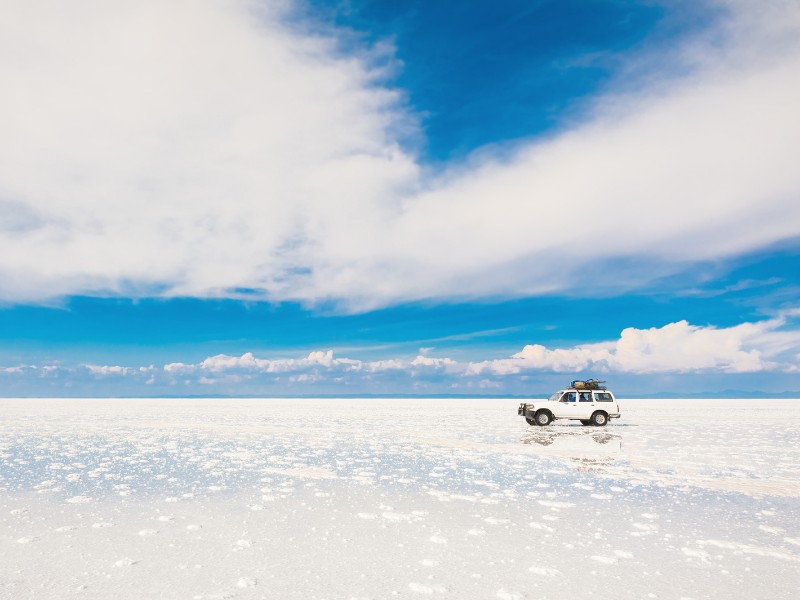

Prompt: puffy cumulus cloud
[
  {"left": 198, "top": 353, "right": 270, "bottom": 373},
  {"left": 2, "top": 314, "right": 800, "bottom": 394},
  {"left": 468, "top": 343, "right": 615, "bottom": 376},
  {"left": 470, "top": 313, "right": 800, "bottom": 375},
  {"left": 0, "top": 1, "right": 799, "bottom": 309},
  {"left": 158, "top": 350, "right": 470, "bottom": 391},
  {"left": 83, "top": 365, "right": 134, "bottom": 377},
  {"left": 1, "top": 364, "right": 66, "bottom": 377},
  {"left": 410, "top": 355, "right": 458, "bottom": 369},
  {"left": 612, "top": 321, "right": 764, "bottom": 373},
  {"left": 163, "top": 362, "right": 195, "bottom": 375},
  {"left": 83, "top": 364, "right": 155, "bottom": 377},
  {"left": 360, "top": 359, "right": 406, "bottom": 372},
  {"left": 196, "top": 350, "right": 355, "bottom": 374},
  {"left": 163, "top": 351, "right": 449, "bottom": 380}
]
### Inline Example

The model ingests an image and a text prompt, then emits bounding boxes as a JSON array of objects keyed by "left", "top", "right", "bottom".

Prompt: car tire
[
  {"left": 591, "top": 411, "right": 608, "bottom": 427},
  {"left": 534, "top": 410, "right": 552, "bottom": 427},
  {"left": 525, "top": 417, "right": 536, "bottom": 426},
  {"left": 580, "top": 419, "right": 592, "bottom": 426}
]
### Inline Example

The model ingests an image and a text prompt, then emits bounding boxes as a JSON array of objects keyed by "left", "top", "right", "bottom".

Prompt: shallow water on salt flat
[{"left": 1, "top": 398, "right": 799, "bottom": 599}]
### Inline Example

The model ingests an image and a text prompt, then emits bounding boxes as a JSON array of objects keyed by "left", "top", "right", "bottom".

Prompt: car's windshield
[{"left": 548, "top": 392, "right": 562, "bottom": 402}]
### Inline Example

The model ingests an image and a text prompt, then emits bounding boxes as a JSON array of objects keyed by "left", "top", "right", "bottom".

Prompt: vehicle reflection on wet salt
[
  {"left": 520, "top": 427, "right": 623, "bottom": 473},
  {"left": 521, "top": 426, "right": 622, "bottom": 452}
]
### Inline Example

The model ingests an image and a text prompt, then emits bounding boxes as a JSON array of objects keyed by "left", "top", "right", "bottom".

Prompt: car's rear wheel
[
  {"left": 591, "top": 411, "right": 608, "bottom": 427},
  {"left": 534, "top": 411, "right": 552, "bottom": 427},
  {"left": 580, "top": 419, "right": 592, "bottom": 426}
]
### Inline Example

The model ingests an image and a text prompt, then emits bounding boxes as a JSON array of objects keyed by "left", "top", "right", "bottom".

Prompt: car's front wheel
[
  {"left": 590, "top": 411, "right": 608, "bottom": 427},
  {"left": 534, "top": 411, "right": 552, "bottom": 427}
]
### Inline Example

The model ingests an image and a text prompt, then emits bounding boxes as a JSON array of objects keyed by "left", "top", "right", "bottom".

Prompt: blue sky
[
  {"left": 1, "top": 0, "right": 799, "bottom": 396},
  {"left": 307, "top": 0, "right": 687, "bottom": 161}
]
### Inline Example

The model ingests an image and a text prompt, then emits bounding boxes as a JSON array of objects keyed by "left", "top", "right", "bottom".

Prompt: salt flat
[{"left": 1, "top": 398, "right": 799, "bottom": 599}]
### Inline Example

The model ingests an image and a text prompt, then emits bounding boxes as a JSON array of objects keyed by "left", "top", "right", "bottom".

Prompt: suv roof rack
[{"left": 570, "top": 379, "right": 607, "bottom": 390}]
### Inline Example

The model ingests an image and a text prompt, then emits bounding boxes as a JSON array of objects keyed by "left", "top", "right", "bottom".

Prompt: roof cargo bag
[{"left": 570, "top": 379, "right": 606, "bottom": 390}]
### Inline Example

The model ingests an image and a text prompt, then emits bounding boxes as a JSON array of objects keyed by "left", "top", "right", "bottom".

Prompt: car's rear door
[{"left": 578, "top": 392, "right": 595, "bottom": 418}]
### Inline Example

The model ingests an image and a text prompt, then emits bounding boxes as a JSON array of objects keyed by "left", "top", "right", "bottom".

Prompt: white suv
[{"left": 518, "top": 382, "right": 621, "bottom": 427}]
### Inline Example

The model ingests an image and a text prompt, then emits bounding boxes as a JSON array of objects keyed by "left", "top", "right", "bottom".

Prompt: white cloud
[
  {"left": 410, "top": 355, "right": 458, "bottom": 369},
  {"left": 362, "top": 359, "right": 406, "bottom": 372},
  {"left": 199, "top": 353, "right": 270, "bottom": 373},
  {"left": 468, "top": 343, "right": 615, "bottom": 376},
  {"left": 83, "top": 365, "right": 135, "bottom": 377},
  {"left": 163, "top": 362, "right": 195, "bottom": 375},
  {"left": 162, "top": 350, "right": 444, "bottom": 379},
  {"left": 611, "top": 321, "right": 764, "bottom": 373},
  {"left": 195, "top": 350, "right": 358, "bottom": 373},
  {"left": 470, "top": 314, "right": 800, "bottom": 375},
  {"left": 120, "top": 314, "right": 800, "bottom": 380},
  {"left": 3, "top": 315, "right": 800, "bottom": 393},
  {"left": 83, "top": 364, "right": 155, "bottom": 377},
  {"left": 0, "top": 1, "right": 799, "bottom": 308},
  {"left": 0, "top": 0, "right": 418, "bottom": 304}
]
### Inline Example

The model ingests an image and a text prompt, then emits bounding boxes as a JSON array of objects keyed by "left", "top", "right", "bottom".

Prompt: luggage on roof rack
[{"left": 571, "top": 379, "right": 607, "bottom": 390}]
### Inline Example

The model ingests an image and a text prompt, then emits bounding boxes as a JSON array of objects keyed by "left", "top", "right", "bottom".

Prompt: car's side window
[
  {"left": 595, "top": 393, "right": 613, "bottom": 402},
  {"left": 579, "top": 393, "right": 592, "bottom": 402}
]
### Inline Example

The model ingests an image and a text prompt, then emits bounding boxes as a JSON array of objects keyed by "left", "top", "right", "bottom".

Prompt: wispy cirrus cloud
[{"left": 1, "top": 1, "right": 799, "bottom": 309}]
